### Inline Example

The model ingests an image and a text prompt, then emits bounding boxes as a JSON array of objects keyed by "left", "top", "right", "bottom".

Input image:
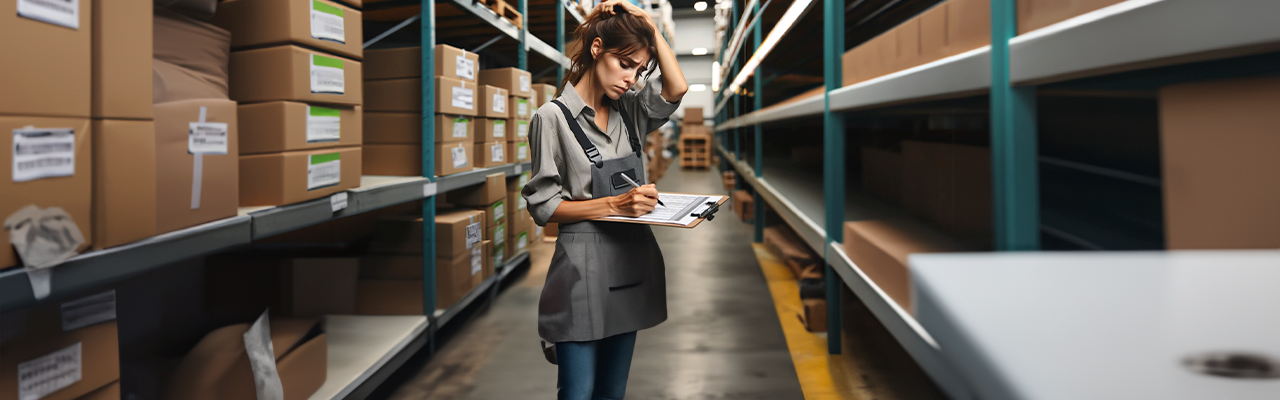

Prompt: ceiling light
[
  {"left": 690, "top": 84, "right": 707, "bottom": 92},
  {"left": 728, "top": 0, "right": 814, "bottom": 93},
  {"left": 691, "top": 47, "right": 707, "bottom": 55},
  {"left": 711, "top": 61, "right": 721, "bottom": 91},
  {"left": 694, "top": 1, "right": 707, "bottom": 11}
]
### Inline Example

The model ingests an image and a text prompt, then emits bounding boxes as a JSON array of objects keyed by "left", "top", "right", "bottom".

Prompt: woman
[{"left": 521, "top": 0, "right": 688, "bottom": 398}]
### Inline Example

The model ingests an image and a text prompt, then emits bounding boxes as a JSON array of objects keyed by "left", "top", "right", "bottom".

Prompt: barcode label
[
  {"left": 471, "top": 246, "right": 483, "bottom": 275},
  {"left": 452, "top": 145, "right": 467, "bottom": 168},
  {"left": 452, "top": 118, "right": 469, "bottom": 138},
  {"left": 517, "top": 99, "right": 528, "bottom": 117},
  {"left": 465, "top": 221, "right": 482, "bottom": 249},
  {"left": 17, "top": 343, "right": 82, "bottom": 400},
  {"left": 455, "top": 55, "right": 475, "bottom": 80},
  {"left": 307, "top": 153, "right": 342, "bottom": 190},
  {"left": 452, "top": 86, "right": 474, "bottom": 110},
  {"left": 491, "top": 143, "right": 504, "bottom": 163},
  {"left": 493, "top": 200, "right": 505, "bottom": 221},
  {"left": 493, "top": 94, "right": 505, "bottom": 113},
  {"left": 188, "top": 122, "right": 229, "bottom": 155},
  {"left": 310, "top": 54, "right": 345, "bottom": 94},
  {"left": 12, "top": 128, "right": 75, "bottom": 182},
  {"left": 493, "top": 120, "right": 505, "bottom": 139},
  {"left": 306, "top": 106, "right": 341, "bottom": 142},
  {"left": 310, "top": 0, "right": 345, "bottom": 43},
  {"left": 18, "top": 0, "right": 79, "bottom": 29}
]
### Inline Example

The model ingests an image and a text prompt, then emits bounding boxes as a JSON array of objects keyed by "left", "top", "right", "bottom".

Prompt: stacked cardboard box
[
  {"left": 841, "top": 0, "right": 990, "bottom": 86},
  {"left": 0, "top": 292, "right": 120, "bottom": 400},
  {"left": 1017, "top": 0, "right": 1126, "bottom": 34},
  {"left": 2, "top": 0, "right": 96, "bottom": 267},
  {"left": 646, "top": 129, "right": 668, "bottom": 183},
  {"left": 212, "top": 0, "right": 364, "bottom": 207},
  {"left": 531, "top": 83, "right": 558, "bottom": 111},
  {"left": 842, "top": 220, "right": 971, "bottom": 312},
  {"left": 481, "top": 68, "right": 533, "bottom": 167},
  {"left": 733, "top": 189, "right": 754, "bottom": 222},
  {"left": 358, "top": 209, "right": 491, "bottom": 313},
  {"left": 901, "top": 140, "right": 993, "bottom": 249},
  {"left": 363, "top": 45, "right": 478, "bottom": 176},
  {"left": 679, "top": 130, "right": 711, "bottom": 169},
  {"left": 505, "top": 171, "right": 536, "bottom": 259}
]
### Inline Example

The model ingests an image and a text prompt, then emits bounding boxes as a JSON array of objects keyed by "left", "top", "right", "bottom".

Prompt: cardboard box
[
  {"left": 901, "top": 141, "right": 992, "bottom": 248},
  {"left": 506, "top": 118, "right": 530, "bottom": 141},
  {"left": 152, "top": 58, "right": 230, "bottom": 104},
  {"left": 479, "top": 68, "right": 533, "bottom": 98},
  {"left": 238, "top": 102, "right": 362, "bottom": 154},
  {"left": 93, "top": 120, "right": 157, "bottom": 249},
  {"left": 492, "top": 237, "right": 506, "bottom": 265},
  {"left": 948, "top": 0, "right": 990, "bottom": 54},
  {"left": 448, "top": 173, "right": 506, "bottom": 206},
  {"left": 212, "top": 0, "right": 364, "bottom": 60},
  {"left": 92, "top": 0, "right": 152, "bottom": 119},
  {"left": 895, "top": 18, "right": 923, "bottom": 71},
  {"left": 1017, "top": 0, "right": 1126, "bottom": 34},
  {"left": 483, "top": 240, "right": 495, "bottom": 278},
  {"left": 510, "top": 96, "right": 533, "bottom": 120},
  {"left": 477, "top": 141, "right": 508, "bottom": 168},
  {"left": 1, "top": 116, "right": 93, "bottom": 268},
  {"left": 477, "top": 199, "right": 507, "bottom": 229},
  {"left": 0, "top": 297, "right": 119, "bottom": 400},
  {"left": 165, "top": 319, "right": 327, "bottom": 400},
  {"left": 508, "top": 170, "right": 531, "bottom": 193},
  {"left": 153, "top": 10, "right": 231, "bottom": 98},
  {"left": 920, "top": 3, "right": 951, "bottom": 61},
  {"left": 531, "top": 83, "right": 557, "bottom": 108},
  {"left": 79, "top": 381, "right": 120, "bottom": 400},
  {"left": 732, "top": 189, "right": 753, "bottom": 222},
  {"left": 843, "top": 220, "right": 969, "bottom": 312},
  {"left": 489, "top": 221, "right": 506, "bottom": 250},
  {"left": 477, "top": 86, "right": 510, "bottom": 119},
  {"left": 507, "top": 227, "right": 530, "bottom": 256},
  {"left": 365, "top": 77, "right": 478, "bottom": 115},
  {"left": 1161, "top": 76, "right": 1280, "bottom": 249},
  {"left": 364, "top": 113, "right": 473, "bottom": 144},
  {"left": 544, "top": 222, "right": 558, "bottom": 237},
  {"left": 800, "top": 299, "right": 827, "bottom": 332},
  {"left": 154, "top": 99, "right": 239, "bottom": 235},
  {"left": 280, "top": 258, "right": 359, "bottom": 318},
  {"left": 357, "top": 252, "right": 474, "bottom": 312},
  {"left": 229, "top": 45, "right": 363, "bottom": 106},
  {"left": 1, "top": 0, "right": 91, "bottom": 117},
  {"left": 239, "top": 146, "right": 362, "bottom": 206},
  {"left": 368, "top": 209, "right": 485, "bottom": 258},
  {"left": 363, "top": 45, "right": 478, "bottom": 81},
  {"left": 506, "top": 191, "right": 529, "bottom": 233},
  {"left": 474, "top": 118, "right": 508, "bottom": 143},
  {"left": 508, "top": 140, "right": 531, "bottom": 163},
  {"left": 683, "top": 107, "right": 704, "bottom": 125},
  {"left": 362, "top": 142, "right": 473, "bottom": 176},
  {"left": 470, "top": 239, "right": 491, "bottom": 287}
]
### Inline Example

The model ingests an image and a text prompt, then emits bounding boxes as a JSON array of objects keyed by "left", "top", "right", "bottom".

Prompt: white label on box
[
  {"left": 187, "top": 122, "right": 229, "bottom": 155},
  {"left": 310, "top": 0, "right": 345, "bottom": 43},
  {"left": 517, "top": 232, "right": 528, "bottom": 250},
  {"left": 493, "top": 247, "right": 504, "bottom": 267},
  {"left": 310, "top": 54, "right": 345, "bottom": 94},
  {"left": 495, "top": 225, "right": 505, "bottom": 246},
  {"left": 455, "top": 55, "right": 475, "bottom": 80},
  {"left": 517, "top": 121, "right": 529, "bottom": 138},
  {"left": 517, "top": 196, "right": 527, "bottom": 211},
  {"left": 519, "top": 75, "right": 531, "bottom": 93},
  {"left": 423, "top": 182, "right": 438, "bottom": 197},
  {"left": 452, "top": 118, "right": 469, "bottom": 138},
  {"left": 60, "top": 291, "right": 116, "bottom": 332},
  {"left": 330, "top": 192, "right": 348, "bottom": 212},
  {"left": 465, "top": 221, "right": 481, "bottom": 249},
  {"left": 492, "top": 120, "right": 505, "bottom": 138},
  {"left": 17, "top": 0, "right": 79, "bottom": 29},
  {"left": 518, "top": 172, "right": 529, "bottom": 187},
  {"left": 307, "top": 153, "right": 342, "bottom": 190},
  {"left": 451, "top": 145, "right": 467, "bottom": 168},
  {"left": 17, "top": 343, "right": 81, "bottom": 400},
  {"left": 493, "top": 94, "right": 505, "bottom": 113},
  {"left": 491, "top": 143, "right": 504, "bottom": 163},
  {"left": 517, "top": 99, "right": 528, "bottom": 117},
  {"left": 452, "top": 86, "right": 474, "bottom": 110},
  {"left": 12, "top": 128, "right": 74, "bottom": 183},
  {"left": 493, "top": 201, "right": 505, "bottom": 221},
  {"left": 306, "top": 106, "right": 341, "bottom": 142},
  {"left": 470, "top": 246, "right": 483, "bottom": 275},
  {"left": 517, "top": 142, "right": 528, "bottom": 160}
]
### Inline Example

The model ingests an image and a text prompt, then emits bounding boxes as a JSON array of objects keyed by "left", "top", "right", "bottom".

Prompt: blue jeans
[{"left": 556, "top": 332, "right": 638, "bottom": 400}]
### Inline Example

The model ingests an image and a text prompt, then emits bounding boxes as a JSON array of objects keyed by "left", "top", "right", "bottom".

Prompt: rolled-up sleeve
[
  {"left": 626, "top": 77, "right": 682, "bottom": 131},
  {"left": 522, "top": 113, "right": 567, "bottom": 226}
]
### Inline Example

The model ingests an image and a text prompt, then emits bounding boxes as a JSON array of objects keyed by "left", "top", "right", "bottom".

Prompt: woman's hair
[{"left": 560, "top": 6, "right": 658, "bottom": 95}]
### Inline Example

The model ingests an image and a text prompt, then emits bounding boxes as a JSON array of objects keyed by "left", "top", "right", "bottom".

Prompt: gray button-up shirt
[{"left": 522, "top": 79, "right": 681, "bottom": 226}]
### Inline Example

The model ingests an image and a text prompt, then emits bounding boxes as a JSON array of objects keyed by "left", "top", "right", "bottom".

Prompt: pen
[{"left": 619, "top": 173, "right": 666, "bottom": 207}]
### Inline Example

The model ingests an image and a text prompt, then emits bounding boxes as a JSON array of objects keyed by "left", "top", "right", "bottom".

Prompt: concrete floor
[{"left": 385, "top": 164, "right": 804, "bottom": 399}]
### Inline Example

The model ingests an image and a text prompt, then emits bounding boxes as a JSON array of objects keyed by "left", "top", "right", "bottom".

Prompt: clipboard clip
[{"left": 691, "top": 201, "right": 721, "bottom": 221}]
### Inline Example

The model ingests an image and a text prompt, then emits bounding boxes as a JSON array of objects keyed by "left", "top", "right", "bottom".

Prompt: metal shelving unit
[{"left": 712, "top": 0, "right": 1280, "bottom": 396}]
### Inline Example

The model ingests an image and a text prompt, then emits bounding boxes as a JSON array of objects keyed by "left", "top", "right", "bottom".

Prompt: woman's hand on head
[
  {"left": 608, "top": 184, "right": 659, "bottom": 217},
  {"left": 596, "top": 0, "right": 652, "bottom": 26}
]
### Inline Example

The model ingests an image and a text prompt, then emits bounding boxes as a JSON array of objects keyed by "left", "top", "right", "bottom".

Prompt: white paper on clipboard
[{"left": 597, "top": 194, "right": 723, "bottom": 227}]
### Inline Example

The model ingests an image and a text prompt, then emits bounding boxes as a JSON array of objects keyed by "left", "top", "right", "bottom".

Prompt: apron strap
[{"left": 550, "top": 99, "right": 644, "bottom": 168}]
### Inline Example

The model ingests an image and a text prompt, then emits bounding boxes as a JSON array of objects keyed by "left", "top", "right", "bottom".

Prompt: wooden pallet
[{"left": 485, "top": 0, "right": 523, "bottom": 29}]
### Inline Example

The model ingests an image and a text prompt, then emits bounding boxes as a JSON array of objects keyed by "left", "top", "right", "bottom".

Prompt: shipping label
[
  {"left": 60, "top": 291, "right": 116, "bottom": 332},
  {"left": 471, "top": 246, "right": 483, "bottom": 275},
  {"left": 12, "top": 128, "right": 74, "bottom": 182},
  {"left": 516, "top": 142, "right": 528, "bottom": 161},
  {"left": 517, "top": 232, "right": 528, "bottom": 250},
  {"left": 452, "top": 86, "right": 474, "bottom": 110},
  {"left": 451, "top": 145, "right": 467, "bottom": 168},
  {"left": 306, "top": 106, "right": 341, "bottom": 142},
  {"left": 17, "top": 343, "right": 81, "bottom": 400},
  {"left": 517, "top": 195, "right": 527, "bottom": 211},
  {"left": 307, "top": 153, "right": 342, "bottom": 190},
  {"left": 310, "top": 54, "right": 345, "bottom": 94},
  {"left": 492, "top": 94, "right": 505, "bottom": 113},
  {"left": 516, "top": 121, "right": 529, "bottom": 138},
  {"left": 465, "top": 221, "right": 482, "bottom": 249},
  {"left": 491, "top": 143, "right": 504, "bottom": 163},
  {"left": 493, "top": 247, "right": 504, "bottom": 268},
  {"left": 495, "top": 225, "right": 505, "bottom": 246},
  {"left": 188, "top": 122, "right": 229, "bottom": 155},
  {"left": 519, "top": 75, "right": 531, "bottom": 93},
  {"left": 455, "top": 55, "right": 475, "bottom": 80},
  {"left": 493, "top": 200, "right": 505, "bottom": 221},
  {"left": 330, "top": 192, "right": 348, "bottom": 212},
  {"left": 516, "top": 98, "right": 529, "bottom": 117},
  {"left": 492, "top": 120, "right": 505, "bottom": 139},
  {"left": 18, "top": 0, "right": 78, "bottom": 29},
  {"left": 310, "top": 0, "right": 345, "bottom": 43},
  {"left": 452, "top": 118, "right": 469, "bottom": 138}
]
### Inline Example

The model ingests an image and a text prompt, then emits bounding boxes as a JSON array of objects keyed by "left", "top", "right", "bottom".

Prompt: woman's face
[{"left": 592, "top": 40, "right": 650, "bottom": 100}]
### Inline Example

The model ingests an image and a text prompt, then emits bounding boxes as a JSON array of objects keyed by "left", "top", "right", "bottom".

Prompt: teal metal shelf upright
[
  {"left": 419, "top": 0, "right": 440, "bottom": 349},
  {"left": 821, "top": 0, "right": 845, "bottom": 356},
  {"left": 990, "top": 0, "right": 1038, "bottom": 251}
]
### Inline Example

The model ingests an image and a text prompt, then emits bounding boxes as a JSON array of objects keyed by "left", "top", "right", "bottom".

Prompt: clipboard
[{"left": 592, "top": 192, "right": 729, "bottom": 229}]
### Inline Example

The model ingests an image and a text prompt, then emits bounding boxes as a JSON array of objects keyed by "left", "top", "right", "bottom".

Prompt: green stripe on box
[
  {"left": 309, "top": 106, "right": 340, "bottom": 117},
  {"left": 313, "top": 0, "right": 344, "bottom": 16},
  {"left": 494, "top": 121, "right": 505, "bottom": 128},
  {"left": 518, "top": 232, "right": 528, "bottom": 241},
  {"left": 455, "top": 117, "right": 468, "bottom": 123},
  {"left": 312, "top": 54, "right": 344, "bottom": 69},
  {"left": 517, "top": 98, "right": 528, "bottom": 106},
  {"left": 311, "top": 152, "right": 341, "bottom": 164}
]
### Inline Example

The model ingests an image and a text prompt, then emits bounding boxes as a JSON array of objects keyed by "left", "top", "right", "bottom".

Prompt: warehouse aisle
[{"left": 384, "top": 163, "right": 804, "bottom": 399}]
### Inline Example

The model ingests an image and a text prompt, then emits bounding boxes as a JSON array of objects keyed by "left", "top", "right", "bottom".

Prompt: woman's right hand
[{"left": 608, "top": 184, "right": 659, "bottom": 217}]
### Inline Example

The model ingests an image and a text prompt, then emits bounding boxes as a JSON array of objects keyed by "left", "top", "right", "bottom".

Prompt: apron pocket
[{"left": 589, "top": 241, "right": 647, "bottom": 288}]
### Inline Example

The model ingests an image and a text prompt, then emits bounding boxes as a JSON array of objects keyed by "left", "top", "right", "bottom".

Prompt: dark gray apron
[{"left": 538, "top": 100, "right": 668, "bottom": 343}]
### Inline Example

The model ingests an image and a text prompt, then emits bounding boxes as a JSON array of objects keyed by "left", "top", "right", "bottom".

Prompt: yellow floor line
[{"left": 752, "top": 244, "right": 858, "bottom": 400}]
